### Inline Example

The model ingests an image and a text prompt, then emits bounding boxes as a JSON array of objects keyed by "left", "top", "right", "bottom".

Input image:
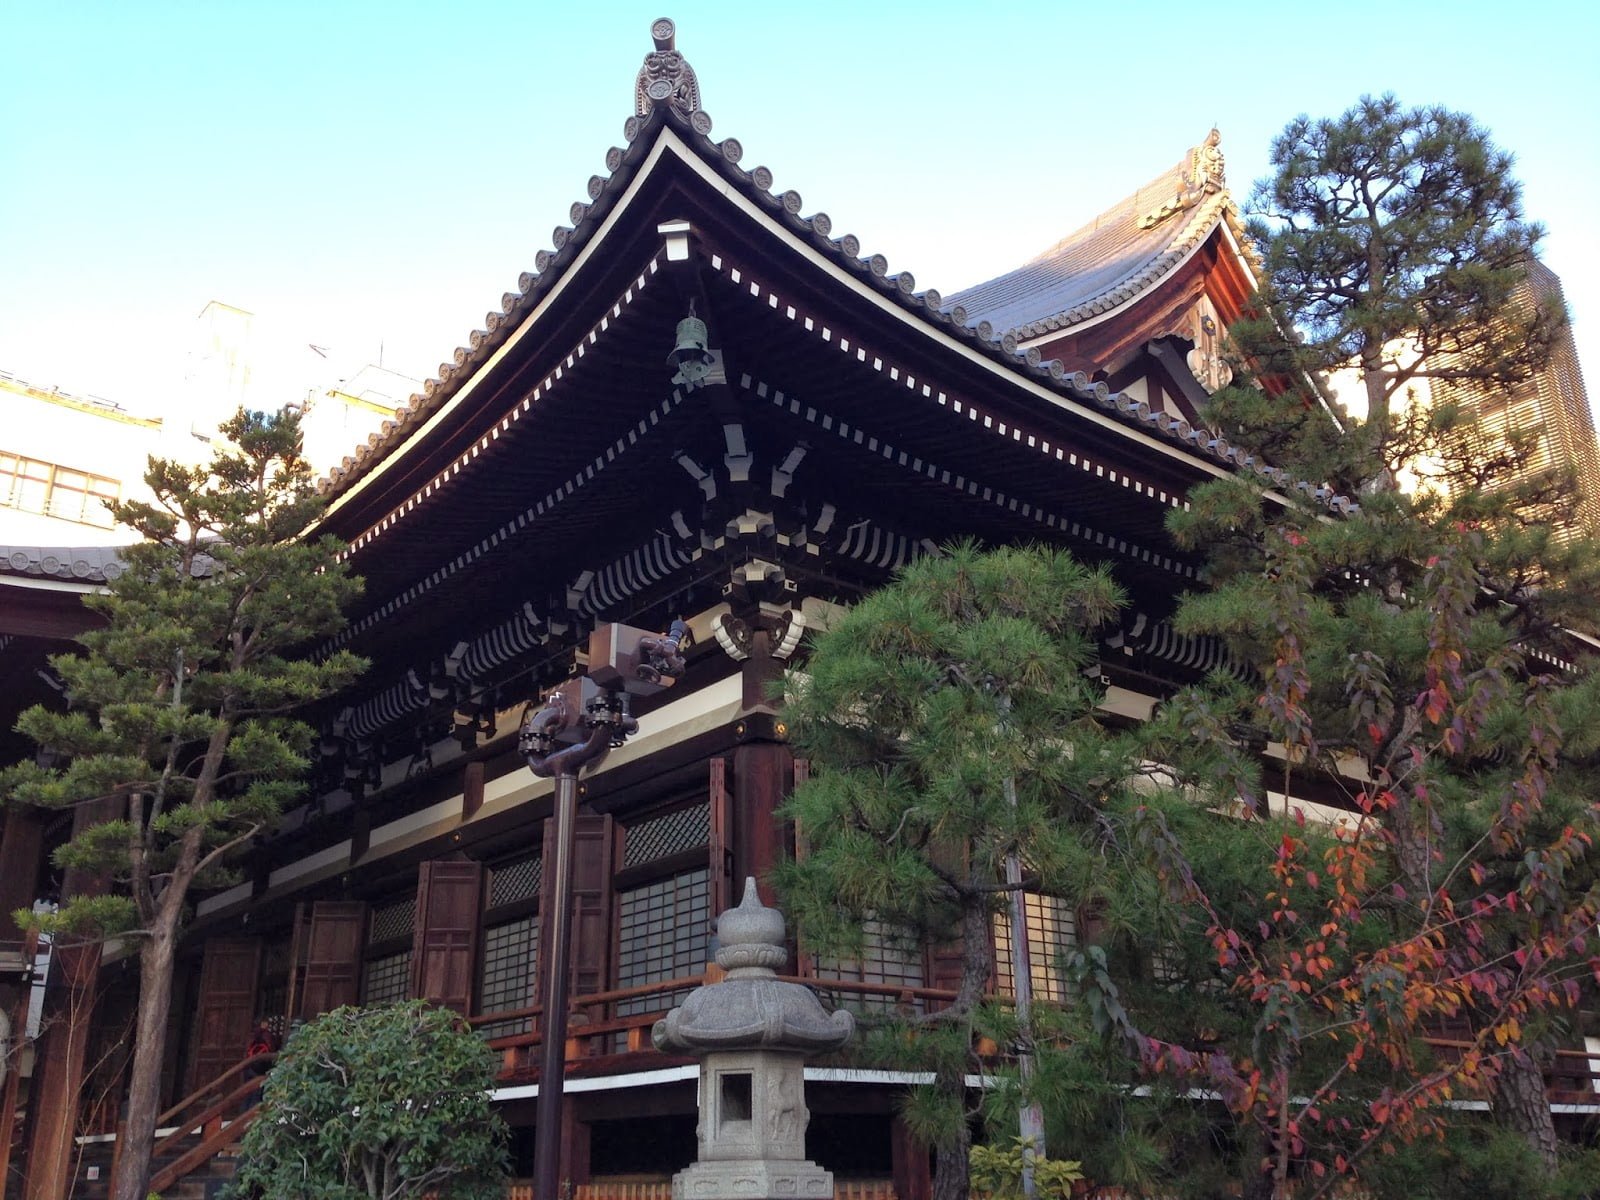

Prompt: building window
[
  {"left": 621, "top": 804, "right": 710, "bottom": 869},
  {"left": 363, "top": 894, "right": 415, "bottom": 1006},
  {"left": 993, "top": 893, "right": 1077, "bottom": 1003},
  {"left": 477, "top": 916, "right": 538, "bottom": 1039},
  {"left": 489, "top": 854, "right": 542, "bottom": 908},
  {"left": 616, "top": 868, "right": 711, "bottom": 1004},
  {"left": 0, "top": 452, "right": 119, "bottom": 528},
  {"left": 362, "top": 950, "right": 412, "bottom": 1006},
  {"left": 477, "top": 852, "right": 542, "bottom": 1040},
  {"left": 814, "top": 918, "right": 925, "bottom": 1014},
  {"left": 368, "top": 896, "right": 415, "bottom": 945}
]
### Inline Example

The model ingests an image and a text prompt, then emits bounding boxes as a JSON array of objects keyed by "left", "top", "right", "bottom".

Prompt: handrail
[
  {"left": 466, "top": 974, "right": 713, "bottom": 1031},
  {"left": 467, "top": 972, "right": 960, "bottom": 1034},
  {"left": 780, "top": 975, "right": 960, "bottom": 1003},
  {"left": 147, "top": 1106, "right": 260, "bottom": 1196},
  {"left": 153, "top": 1075, "right": 263, "bottom": 1156},
  {"left": 1421, "top": 1036, "right": 1599, "bottom": 1095},
  {"left": 155, "top": 1050, "right": 276, "bottom": 1131}
]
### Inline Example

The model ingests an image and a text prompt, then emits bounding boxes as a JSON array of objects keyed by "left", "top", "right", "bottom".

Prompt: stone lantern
[{"left": 654, "top": 878, "right": 854, "bottom": 1199}]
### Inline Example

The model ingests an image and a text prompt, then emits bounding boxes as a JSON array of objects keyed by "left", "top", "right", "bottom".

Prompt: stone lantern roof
[{"left": 653, "top": 879, "right": 854, "bottom": 1055}]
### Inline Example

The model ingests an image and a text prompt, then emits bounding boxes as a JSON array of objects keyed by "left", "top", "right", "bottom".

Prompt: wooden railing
[
  {"left": 471, "top": 978, "right": 1600, "bottom": 1107},
  {"left": 138, "top": 1051, "right": 274, "bottom": 1195},
  {"left": 0, "top": 936, "right": 36, "bottom": 976},
  {"left": 472, "top": 973, "right": 962, "bottom": 1076},
  {"left": 1422, "top": 1036, "right": 1600, "bottom": 1100}
]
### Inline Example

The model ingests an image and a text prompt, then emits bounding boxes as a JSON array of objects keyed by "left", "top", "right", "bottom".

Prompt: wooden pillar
[
  {"left": 22, "top": 795, "right": 117, "bottom": 1200},
  {"left": 0, "top": 995, "right": 28, "bottom": 1196},
  {"left": 22, "top": 940, "right": 101, "bottom": 1200},
  {"left": 0, "top": 810, "right": 45, "bottom": 1194},
  {"left": 891, "top": 1113, "right": 932, "bottom": 1200},
  {"left": 0, "top": 807, "right": 45, "bottom": 942},
  {"left": 559, "top": 1104, "right": 591, "bottom": 1190},
  {"left": 733, "top": 628, "right": 793, "bottom": 904}
]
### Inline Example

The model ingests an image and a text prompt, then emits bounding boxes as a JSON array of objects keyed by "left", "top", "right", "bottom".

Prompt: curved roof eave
[{"left": 314, "top": 105, "right": 1354, "bottom": 523}]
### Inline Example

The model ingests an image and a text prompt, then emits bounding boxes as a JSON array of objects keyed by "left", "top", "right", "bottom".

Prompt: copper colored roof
[{"left": 946, "top": 132, "right": 1252, "bottom": 341}]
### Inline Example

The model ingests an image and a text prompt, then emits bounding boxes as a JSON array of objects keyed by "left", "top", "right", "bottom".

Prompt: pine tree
[
  {"left": 776, "top": 543, "right": 1141, "bottom": 1200},
  {"left": 1225, "top": 93, "right": 1563, "bottom": 493},
  {"left": 1139, "top": 97, "right": 1600, "bottom": 1194},
  {"left": 1, "top": 409, "right": 365, "bottom": 1200}
]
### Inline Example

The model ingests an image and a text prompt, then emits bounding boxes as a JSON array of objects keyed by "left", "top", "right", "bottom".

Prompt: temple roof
[
  {"left": 309, "top": 101, "right": 1332, "bottom": 525},
  {"left": 946, "top": 131, "right": 1253, "bottom": 342},
  {"left": 0, "top": 544, "right": 122, "bottom": 585}
]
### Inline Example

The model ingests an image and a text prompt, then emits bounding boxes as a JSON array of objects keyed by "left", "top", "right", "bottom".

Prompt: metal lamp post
[{"left": 520, "top": 620, "right": 687, "bottom": 1200}]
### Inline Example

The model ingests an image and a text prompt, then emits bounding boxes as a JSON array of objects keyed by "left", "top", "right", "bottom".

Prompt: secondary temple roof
[{"left": 946, "top": 130, "right": 1252, "bottom": 341}]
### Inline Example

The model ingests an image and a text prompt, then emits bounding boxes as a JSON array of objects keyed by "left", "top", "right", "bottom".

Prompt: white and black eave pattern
[
  {"left": 454, "top": 526, "right": 698, "bottom": 683},
  {"left": 706, "top": 255, "right": 1194, "bottom": 580},
  {"left": 1126, "top": 614, "right": 1246, "bottom": 680},
  {"left": 337, "top": 259, "right": 664, "bottom": 562},
  {"left": 321, "top": 382, "right": 693, "bottom": 657},
  {"left": 346, "top": 669, "right": 430, "bottom": 742},
  {"left": 739, "top": 372, "right": 1196, "bottom": 582},
  {"left": 459, "top": 603, "right": 549, "bottom": 683},
  {"left": 571, "top": 528, "right": 698, "bottom": 617}
]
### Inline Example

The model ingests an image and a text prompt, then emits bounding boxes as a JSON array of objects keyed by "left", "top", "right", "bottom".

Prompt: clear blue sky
[{"left": 4, "top": 1, "right": 1597, "bottom": 420}]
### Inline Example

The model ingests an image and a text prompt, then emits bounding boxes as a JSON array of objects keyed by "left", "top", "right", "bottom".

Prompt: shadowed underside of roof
[{"left": 945, "top": 132, "right": 1241, "bottom": 341}]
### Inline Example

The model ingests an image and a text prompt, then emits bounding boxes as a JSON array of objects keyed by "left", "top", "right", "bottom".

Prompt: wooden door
[
  {"left": 410, "top": 860, "right": 483, "bottom": 1015},
  {"left": 297, "top": 901, "right": 367, "bottom": 1018},
  {"left": 185, "top": 937, "right": 262, "bottom": 1092}
]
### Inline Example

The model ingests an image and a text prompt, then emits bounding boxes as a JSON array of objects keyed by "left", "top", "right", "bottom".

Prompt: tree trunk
[
  {"left": 110, "top": 922, "right": 177, "bottom": 1200},
  {"left": 930, "top": 1081, "right": 971, "bottom": 1200},
  {"left": 1491, "top": 1047, "right": 1559, "bottom": 1174}
]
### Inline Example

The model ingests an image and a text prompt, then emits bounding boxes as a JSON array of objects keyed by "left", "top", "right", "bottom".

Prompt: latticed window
[
  {"left": 489, "top": 855, "right": 542, "bottom": 908},
  {"left": 362, "top": 949, "right": 412, "bottom": 1006},
  {"left": 621, "top": 804, "right": 710, "bottom": 869},
  {"left": 993, "top": 893, "right": 1077, "bottom": 1003},
  {"left": 814, "top": 918, "right": 925, "bottom": 1014},
  {"left": 368, "top": 896, "right": 415, "bottom": 945},
  {"left": 615, "top": 867, "right": 711, "bottom": 1019},
  {"left": 477, "top": 916, "right": 538, "bottom": 1039}
]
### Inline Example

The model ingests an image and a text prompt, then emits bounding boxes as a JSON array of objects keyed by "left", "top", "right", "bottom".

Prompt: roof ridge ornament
[
  {"left": 635, "top": 18, "right": 700, "bottom": 118},
  {"left": 1138, "top": 127, "right": 1227, "bottom": 230}
]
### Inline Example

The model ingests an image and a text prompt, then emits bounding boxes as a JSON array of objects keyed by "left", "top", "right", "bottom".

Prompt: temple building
[{"left": 0, "top": 20, "right": 1591, "bottom": 1200}]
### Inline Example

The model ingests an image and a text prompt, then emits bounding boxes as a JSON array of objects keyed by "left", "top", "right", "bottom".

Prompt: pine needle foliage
[
  {"left": 1236, "top": 93, "right": 1563, "bottom": 482},
  {"left": 1129, "top": 97, "right": 1600, "bottom": 1198},
  {"left": 776, "top": 542, "right": 1142, "bottom": 1200},
  {"left": 1, "top": 408, "right": 366, "bottom": 1200}
]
